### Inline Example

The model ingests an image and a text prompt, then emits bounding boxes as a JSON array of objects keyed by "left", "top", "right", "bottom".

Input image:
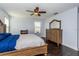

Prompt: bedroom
[{"left": 0, "top": 3, "right": 79, "bottom": 56}]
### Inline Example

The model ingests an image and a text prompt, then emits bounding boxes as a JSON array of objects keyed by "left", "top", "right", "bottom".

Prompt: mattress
[{"left": 15, "top": 34, "right": 45, "bottom": 49}]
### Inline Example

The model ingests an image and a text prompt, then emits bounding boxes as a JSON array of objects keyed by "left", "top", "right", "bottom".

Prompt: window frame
[{"left": 34, "top": 21, "right": 41, "bottom": 33}]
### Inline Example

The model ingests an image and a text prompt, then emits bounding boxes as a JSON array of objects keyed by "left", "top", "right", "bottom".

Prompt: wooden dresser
[{"left": 46, "top": 28, "right": 62, "bottom": 47}]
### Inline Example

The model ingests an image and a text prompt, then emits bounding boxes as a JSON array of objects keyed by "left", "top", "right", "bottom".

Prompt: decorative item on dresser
[
  {"left": 46, "top": 19, "right": 62, "bottom": 47},
  {"left": 0, "top": 20, "right": 6, "bottom": 33}
]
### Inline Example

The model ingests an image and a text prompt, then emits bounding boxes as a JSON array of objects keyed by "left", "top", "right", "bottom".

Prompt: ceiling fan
[{"left": 26, "top": 7, "right": 46, "bottom": 16}]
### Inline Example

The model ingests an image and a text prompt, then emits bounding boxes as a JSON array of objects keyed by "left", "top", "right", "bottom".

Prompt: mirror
[{"left": 49, "top": 19, "right": 61, "bottom": 29}]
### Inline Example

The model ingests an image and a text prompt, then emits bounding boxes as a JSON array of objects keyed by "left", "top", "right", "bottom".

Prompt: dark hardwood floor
[
  {"left": 47, "top": 41, "right": 78, "bottom": 56},
  {"left": 38, "top": 40, "right": 78, "bottom": 56}
]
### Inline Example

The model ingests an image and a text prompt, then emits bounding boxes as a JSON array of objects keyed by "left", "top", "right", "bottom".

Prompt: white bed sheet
[{"left": 15, "top": 34, "right": 45, "bottom": 49}]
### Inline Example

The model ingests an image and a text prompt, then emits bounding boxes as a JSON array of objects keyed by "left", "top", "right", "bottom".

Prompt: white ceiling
[{"left": 0, "top": 3, "right": 79, "bottom": 19}]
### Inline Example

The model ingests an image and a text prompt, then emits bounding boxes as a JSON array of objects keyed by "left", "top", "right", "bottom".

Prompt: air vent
[{"left": 53, "top": 12, "right": 59, "bottom": 15}]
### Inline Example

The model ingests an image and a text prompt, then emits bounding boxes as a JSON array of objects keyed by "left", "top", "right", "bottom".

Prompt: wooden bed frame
[{"left": 0, "top": 44, "right": 48, "bottom": 56}]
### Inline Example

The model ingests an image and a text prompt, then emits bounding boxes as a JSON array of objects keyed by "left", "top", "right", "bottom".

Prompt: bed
[
  {"left": 0, "top": 33, "right": 48, "bottom": 56},
  {"left": 0, "top": 20, "right": 48, "bottom": 56}
]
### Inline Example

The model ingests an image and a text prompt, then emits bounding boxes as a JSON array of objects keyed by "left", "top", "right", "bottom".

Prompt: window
[
  {"left": 34, "top": 21, "right": 41, "bottom": 33},
  {"left": 5, "top": 17, "right": 9, "bottom": 33}
]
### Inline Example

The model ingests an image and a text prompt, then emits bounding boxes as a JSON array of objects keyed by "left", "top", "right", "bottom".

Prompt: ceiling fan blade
[
  {"left": 39, "top": 11, "right": 46, "bottom": 13},
  {"left": 38, "top": 13, "right": 41, "bottom": 16},
  {"left": 26, "top": 10, "right": 33, "bottom": 12}
]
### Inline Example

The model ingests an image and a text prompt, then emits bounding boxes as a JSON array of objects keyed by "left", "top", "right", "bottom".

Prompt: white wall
[
  {"left": 77, "top": 10, "right": 79, "bottom": 50},
  {"left": 45, "top": 7, "right": 78, "bottom": 50},
  {"left": 10, "top": 16, "right": 45, "bottom": 37}
]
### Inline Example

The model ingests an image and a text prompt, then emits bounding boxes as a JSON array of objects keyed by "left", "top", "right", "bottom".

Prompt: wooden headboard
[{"left": 0, "top": 20, "right": 6, "bottom": 33}]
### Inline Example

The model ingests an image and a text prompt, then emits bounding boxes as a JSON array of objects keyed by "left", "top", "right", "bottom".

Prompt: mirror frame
[{"left": 49, "top": 19, "right": 61, "bottom": 29}]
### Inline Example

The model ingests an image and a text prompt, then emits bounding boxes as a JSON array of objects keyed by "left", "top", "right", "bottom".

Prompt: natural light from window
[{"left": 34, "top": 21, "right": 41, "bottom": 33}]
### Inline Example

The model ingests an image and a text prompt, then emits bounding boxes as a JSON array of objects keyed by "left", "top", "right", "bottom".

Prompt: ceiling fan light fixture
[
  {"left": 26, "top": 7, "right": 46, "bottom": 16},
  {"left": 34, "top": 13, "right": 38, "bottom": 16}
]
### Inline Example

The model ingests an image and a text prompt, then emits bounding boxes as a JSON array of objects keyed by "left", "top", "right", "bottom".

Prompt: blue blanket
[{"left": 0, "top": 35, "right": 19, "bottom": 52}]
